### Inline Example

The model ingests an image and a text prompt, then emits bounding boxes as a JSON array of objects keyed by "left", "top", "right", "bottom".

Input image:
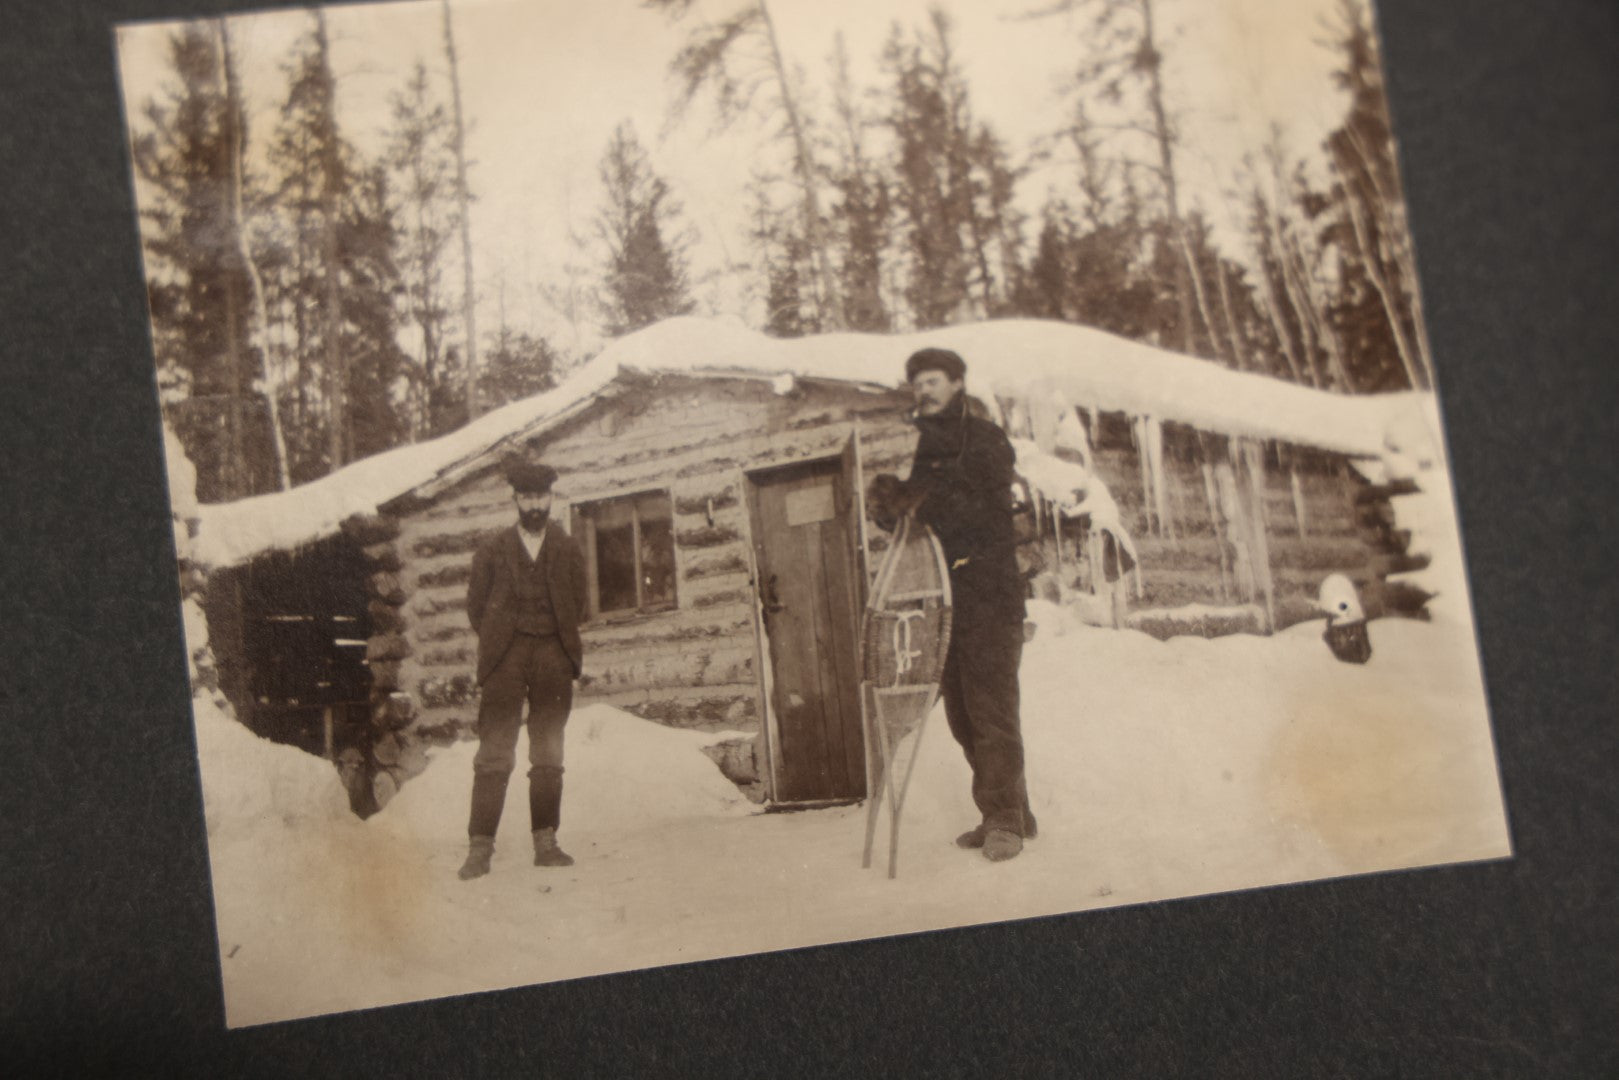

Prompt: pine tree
[
  {"left": 743, "top": 182, "right": 804, "bottom": 338},
  {"left": 440, "top": 0, "right": 482, "bottom": 417},
  {"left": 1024, "top": 0, "right": 1205, "bottom": 355},
  {"left": 827, "top": 33, "right": 892, "bottom": 333},
  {"left": 479, "top": 330, "right": 561, "bottom": 409},
  {"left": 1323, "top": 0, "right": 1430, "bottom": 390},
  {"left": 337, "top": 165, "right": 411, "bottom": 462},
  {"left": 594, "top": 122, "right": 695, "bottom": 337},
  {"left": 648, "top": 0, "right": 843, "bottom": 329},
  {"left": 268, "top": 14, "right": 411, "bottom": 479},
  {"left": 132, "top": 22, "right": 280, "bottom": 501},
  {"left": 883, "top": 11, "right": 1022, "bottom": 329},
  {"left": 384, "top": 60, "right": 457, "bottom": 440}
]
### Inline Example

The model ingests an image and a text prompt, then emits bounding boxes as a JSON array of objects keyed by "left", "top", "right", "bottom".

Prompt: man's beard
[{"left": 518, "top": 508, "right": 550, "bottom": 532}]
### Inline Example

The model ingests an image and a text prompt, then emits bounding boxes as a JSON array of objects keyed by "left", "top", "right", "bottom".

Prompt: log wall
[
  {"left": 1073, "top": 417, "right": 1395, "bottom": 633},
  {"left": 391, "top": 375, "right": 915, "bottom": 741},
  {"left": 381, "top": 378, "right": 1400, "bottom": 746}
]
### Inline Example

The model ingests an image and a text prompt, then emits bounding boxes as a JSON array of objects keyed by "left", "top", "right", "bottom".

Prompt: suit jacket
[{"left": 466, "top": 522, "right": 588, "bottom": 684}]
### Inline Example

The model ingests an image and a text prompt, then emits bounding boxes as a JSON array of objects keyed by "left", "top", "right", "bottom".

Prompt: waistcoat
[{"left": 513, "top": 541, "right": 558, "bottom": 637}]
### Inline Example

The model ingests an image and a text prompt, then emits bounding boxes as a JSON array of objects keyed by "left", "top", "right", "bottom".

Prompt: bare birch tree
[
  {"left": 218, "top": 20, "right": 290, "bottom": 490},
  {"left": 441, "top": 0, "right": 481, "bottom": 417}
]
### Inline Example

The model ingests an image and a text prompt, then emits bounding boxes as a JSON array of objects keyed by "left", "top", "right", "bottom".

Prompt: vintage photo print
[{"left": 115, "top": 0, "right": 1510, "bottom": 1027}]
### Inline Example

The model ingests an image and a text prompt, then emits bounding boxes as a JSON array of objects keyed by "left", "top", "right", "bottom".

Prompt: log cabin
[{"left": 186, "top": 318, "right": 1435, "bottom": 811}]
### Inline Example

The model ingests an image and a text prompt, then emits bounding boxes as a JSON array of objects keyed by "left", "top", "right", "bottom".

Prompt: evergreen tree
[
  {"left": 133, "top": 24, "right": 276, "bottom": 501},
  {"left": 479, "top": 330, "right": 561, "bottom": 409},
  {"left": 1323, "top": 0, "right": 1430, "bottom": 390},
  {"left": 1014, "top": 196, "right": 1158, "bottom": 341},
  {"left": 827, "top": 34, "right": 892, "bottom": 333},
  {"left": 649, "top": 0, "right": 843, "bottom": 329},
  {"left": 384, "top": 60, "right": 458, "bottom": 440},
  {"left": 594, "top": 122, "right": 695, "bottom": 337},
  {"left": 268, "top": 14, "right": 411, "bottom": 480},
  {"left": 1025, "top": 0, "right": 1206, "bottom": 355},
  {"left": 883, "top": 10, "right": 1022, "bottom": 328},
  {"left": 440, "top": 0, "right": 482, "bottom": 417},
  {"left": 747, "top": 182, "right": 811, "bottom": 338},
  {"left": 337, "top": 165, "right": 411, "bottom": 462}
]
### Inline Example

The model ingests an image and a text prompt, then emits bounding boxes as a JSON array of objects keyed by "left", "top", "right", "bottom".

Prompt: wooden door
[{"left": 747, "top": 454, "right": 866, "bottom": 803}]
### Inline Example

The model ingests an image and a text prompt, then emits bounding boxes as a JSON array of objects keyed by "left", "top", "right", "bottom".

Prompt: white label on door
[{"left": 785, "top": 483, "right": 835, "bottom": 526}]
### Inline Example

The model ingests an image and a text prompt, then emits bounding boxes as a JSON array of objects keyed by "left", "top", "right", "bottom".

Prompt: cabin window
[{"left": 573, "top": 491, "right": 677, "bottom": 618}]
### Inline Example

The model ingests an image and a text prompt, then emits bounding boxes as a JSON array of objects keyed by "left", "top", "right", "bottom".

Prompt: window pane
[
  {"left": 594, "top": 498, "right": 635, "bottom": 530},
  {"left": 639, "top": 512, "right": 675, "bottom": 606},
  {"left": 635, "top": 491, "right": 672, "bottom": 522},
  {"left": 595, "top": 517, "right": 638, "bottom": 613}
]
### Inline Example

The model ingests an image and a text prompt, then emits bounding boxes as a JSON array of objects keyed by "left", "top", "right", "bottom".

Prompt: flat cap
[
  {"left": 505, "top": 461, "right": 558, "bottom": 494},
  {"left": 904, "top": 347, "right": 967, "bottom": 383}
]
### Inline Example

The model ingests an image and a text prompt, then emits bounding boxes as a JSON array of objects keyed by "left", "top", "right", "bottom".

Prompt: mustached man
[{"left": 871, "top": 348, "right": 1036, "bottom": 862}]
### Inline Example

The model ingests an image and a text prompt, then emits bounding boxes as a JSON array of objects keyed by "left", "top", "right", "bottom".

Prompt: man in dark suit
[{"left": 457, "top": 461, "right": 589, "bottom": 880}]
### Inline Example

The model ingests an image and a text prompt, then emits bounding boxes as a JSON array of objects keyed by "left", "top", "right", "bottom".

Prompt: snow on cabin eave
[
  {"left": 188, "top": 317, "right": 1422, "bottom": 570},
  {"left": 189, "top": 350, "right": 629, "bottom": 569}
]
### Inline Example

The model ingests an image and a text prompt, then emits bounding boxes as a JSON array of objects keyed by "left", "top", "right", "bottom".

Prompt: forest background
[{"left": 116, "top": 0, "right": 1429, "bottom": 503}]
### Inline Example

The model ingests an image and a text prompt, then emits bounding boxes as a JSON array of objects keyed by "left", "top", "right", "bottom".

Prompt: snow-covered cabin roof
[{"left": 190, "top": 316, "right": 1433, "bottom": 568}]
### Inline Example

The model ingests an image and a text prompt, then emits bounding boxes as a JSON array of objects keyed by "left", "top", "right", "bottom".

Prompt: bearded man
[{"left": 457, "top": 461, "right": 588, "bottom": 880}]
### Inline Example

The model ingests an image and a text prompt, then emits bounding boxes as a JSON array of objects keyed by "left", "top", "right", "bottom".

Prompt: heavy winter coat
[
  {"left": 903, "top": 393, "right": 1027, "bottom": 626},
  {"left": 467, "top": 522, "right": 588, "bottom": 683}
]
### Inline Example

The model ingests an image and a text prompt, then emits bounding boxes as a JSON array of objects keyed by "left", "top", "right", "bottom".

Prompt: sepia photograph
[{"left": 113, "top": 0, "right": 1511, "bottom": 1027}]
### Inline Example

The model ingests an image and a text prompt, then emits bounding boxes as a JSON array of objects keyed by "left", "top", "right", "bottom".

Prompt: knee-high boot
[
  {"left": 529, "top": 765, "right": 563, "bottom": 833},
  {"left": 529, "top": 765, "right": 573, "bottom": 867},
  {"left": 467, "top": 771, "right": 510, "bottom": 840}
]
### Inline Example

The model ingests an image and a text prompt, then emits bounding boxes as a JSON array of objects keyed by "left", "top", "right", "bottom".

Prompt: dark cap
[
  {"left": 505, "top": 461, "right": 558, "bottom": 494},
  {"left": 904, "top": 347, "right": 967, "bottom": 383}
]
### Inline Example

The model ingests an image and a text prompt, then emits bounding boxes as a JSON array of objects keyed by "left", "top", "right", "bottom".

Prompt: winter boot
[
  {"left": 956, "top": 808, "right": 1038, "bottom": 849},
  {"left": 467, "top": 771, "right": 510, "bottom": 840},
  {"left": 955, "top": 824, "right": 988, "bottom": 849},
  {"left": 982, "top": 828, "right": 1023, "bottom": 862},
  {"left": 532, "top": 827, "right": 574, "bottom": 868},
  {"left": 458, "top": 836, "right": 495, "bottom": 880}
]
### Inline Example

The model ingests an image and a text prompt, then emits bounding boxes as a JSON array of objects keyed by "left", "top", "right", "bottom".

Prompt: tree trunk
[
  {"left": 757, "top": 0, "right": 842, "bottom": 330},
  {"left": 218, "top": 20, "right": 290, "bottom": 491},
  {"left": 314, "top": 11, "right": 344, "bottom": 473},
  {"left": 1288, "top": 228, "right": 1353, "bottom": 392},
  {"left": 1138, "top": 0, "right": 1195, "bottom": 355},
  {"left": 443, "top": 0, "right": 480, "bottom": 417},
  {"left": 1256, "top": 263, "right": 1305, "bottom": 384},
  {"left": 1339, "top": 124, "right": 1432, "bottom": 388},
  {"left": 1176, "top": 231, "right": 1224, "bottom": 364},
  {"left": 1213, "top": 258, "right": 1251, "bottom": 372}
]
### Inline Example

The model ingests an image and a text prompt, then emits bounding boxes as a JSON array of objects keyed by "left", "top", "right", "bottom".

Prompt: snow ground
[
  {"left": 181, "top": 381, "right": 1504, "bottom": 1028},
  {"left": 200, "top": 566, "right": 1506, "bottom": 1028}
]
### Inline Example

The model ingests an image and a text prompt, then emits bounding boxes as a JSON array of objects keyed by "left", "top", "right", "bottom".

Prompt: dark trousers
[
  {"left": 941, "top": 614, "right": 1032, "bottom": 835},
  {"left": 467, "top": 633, "right": 574, "bottom": 838}
]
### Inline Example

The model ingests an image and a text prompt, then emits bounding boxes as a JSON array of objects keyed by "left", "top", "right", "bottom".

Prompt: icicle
[
  {"left": 1290, "top": 468, "right": 1309, "bottom": 537},
  {"left": 1052, "top": 497, "right": 1064, "bottom": 585},
  {"left": 1143, "top": 416, "right": 1172, "bottom": 540},
  {"left": 1134, "top": 416, "right": 1156, "bottom": 536},
  {"left": 1201, "top": 459, "right": 1232, "bottom": 601}
]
